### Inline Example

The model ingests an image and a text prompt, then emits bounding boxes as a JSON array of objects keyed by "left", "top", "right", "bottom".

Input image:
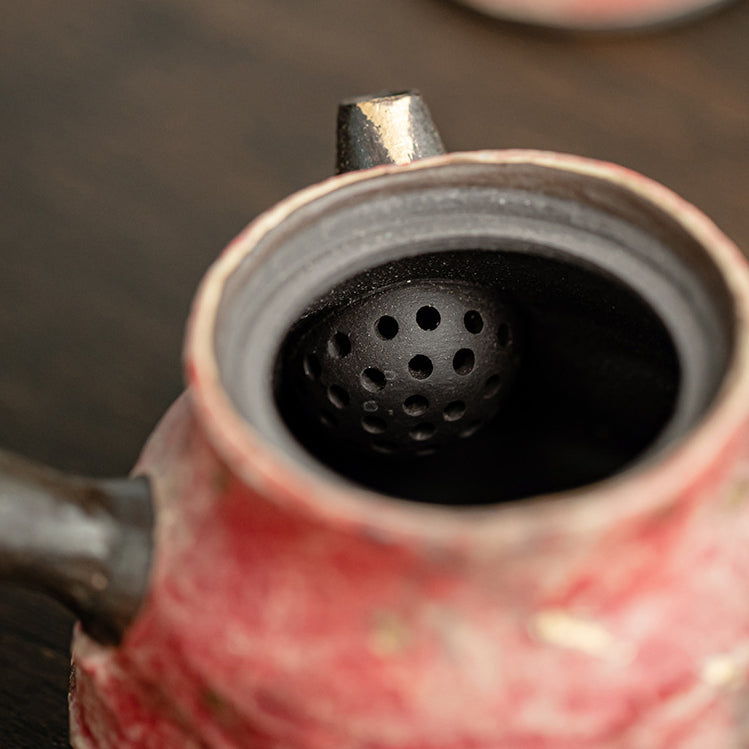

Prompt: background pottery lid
[{"left": 452, "top": 0, "right": 735, "bottom": 30}]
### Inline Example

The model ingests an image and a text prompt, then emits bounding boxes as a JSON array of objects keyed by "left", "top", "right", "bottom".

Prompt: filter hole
[
  {"left": 403, "top": 394, "right": 429, "bottom": 416},
  {"left": 409, "top": 355, "right": 433, "bottom": 380},
  {"left": 443, "top": 401, "right": 466, "bottom": 421},
  {"left": 362, "top": 415, "right": 387, "bottom": 434},
  {"left": 453, "top": 349, "right": 475, "bottom": 375},
  {"left": 416, "top": 306, "right": 441, "bottom": 331},
  {"left": 409, "top": 423, "right": 436, "bottom": 441},
  {"left": 361, "top": 368, "right": 387, "bottom": 391},
  {"left": 498, "top": 323, "right": 511, "bottom": 347},
  {"left": 459, "top": 421, "right": 482, "bottom": 439},
  {"left": 303, "top": 353, "right": 321, "bottom": 381},
  {"left": 327, "top": 385, "right": 349, "bottom": 409},
  {"left": 464, "top": 310, "right": 484, "bottom": 334},
  {"left": 484, "top": 375, "right": 501, "bottom": 398},
  {"left": 320, "top": 410, "right": 338, "bottom": 428},
  {"left": 376, "top": 315, "right": 399, "bottom": 340},
  {"left": 328, "top": 332, "right": 351, "bottom": 358}
]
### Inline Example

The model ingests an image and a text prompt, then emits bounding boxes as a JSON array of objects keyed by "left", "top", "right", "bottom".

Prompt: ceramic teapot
[{"left": 2, "top": 91, "right": 749, "bottom": 749}]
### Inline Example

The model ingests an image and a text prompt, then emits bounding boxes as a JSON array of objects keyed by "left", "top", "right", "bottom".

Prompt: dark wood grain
[{"left": 1, "top": 1, "right": 747, "bottom": 745}]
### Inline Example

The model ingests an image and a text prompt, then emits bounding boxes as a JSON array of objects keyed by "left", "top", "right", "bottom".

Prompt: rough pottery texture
[{"left": 68, "top": 390, "right": 749, "bottom": 748}]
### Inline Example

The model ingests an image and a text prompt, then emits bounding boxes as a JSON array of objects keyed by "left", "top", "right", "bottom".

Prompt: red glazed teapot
[{"left": 2, "top": 91, "right": 749, "bottom": 748}]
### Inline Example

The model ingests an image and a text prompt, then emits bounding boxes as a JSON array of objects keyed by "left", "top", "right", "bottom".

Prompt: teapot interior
[{"left": 276, "top": 249, "right": 680, "bottom": 504}]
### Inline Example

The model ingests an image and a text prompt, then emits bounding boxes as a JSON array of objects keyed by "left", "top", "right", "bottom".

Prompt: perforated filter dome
[{"left": 285, "top": 279, "right": 520, "bottom": 457}]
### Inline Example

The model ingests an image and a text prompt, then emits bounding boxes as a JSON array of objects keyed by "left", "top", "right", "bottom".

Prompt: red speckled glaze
[
  {"left": 454, "top": 0, "right": 733, "bottom": 29},
  {"left": 69, "top": 152, "right": 749, "bottom": 748}
]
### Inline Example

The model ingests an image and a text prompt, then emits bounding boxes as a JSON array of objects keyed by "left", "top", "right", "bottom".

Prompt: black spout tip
[{"left": 336, "top": 90, "right": 446, "bottom": 174}]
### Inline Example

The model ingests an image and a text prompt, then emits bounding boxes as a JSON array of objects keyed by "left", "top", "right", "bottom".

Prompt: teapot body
[
  {"left": 69, "top": 387, "right": 749, "bottom": 748},
  {"left": 67, "top": 130, "right": 749, "bottom": 746}
]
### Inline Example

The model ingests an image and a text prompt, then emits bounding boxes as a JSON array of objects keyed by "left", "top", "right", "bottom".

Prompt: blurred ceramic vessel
[{"left": 453, "top": 0, "right": 734, "bottom": 29}]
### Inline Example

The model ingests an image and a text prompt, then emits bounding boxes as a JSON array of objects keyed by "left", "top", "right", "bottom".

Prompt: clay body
[
  {"left": 68, "top": 390, "right": 749, "bottom": 748},
  {"left": 68, "top": 128, "right": 749, "bottom": 745}
]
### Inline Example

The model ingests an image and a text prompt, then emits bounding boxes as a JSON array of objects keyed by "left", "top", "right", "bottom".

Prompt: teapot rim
[{"left": 185, "top": 149, "right": 749, "bottom": 553}]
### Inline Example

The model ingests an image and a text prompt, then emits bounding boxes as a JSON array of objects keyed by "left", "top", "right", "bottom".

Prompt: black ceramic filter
[{"left": 288, "top": 279, "right": 520, "bottom": 456}]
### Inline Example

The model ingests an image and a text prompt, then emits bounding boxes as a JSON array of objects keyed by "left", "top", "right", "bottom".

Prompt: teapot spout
[
  {"left": 335, "top": 90, "right": 446, "bottom": 174},
  {"left": 0, "top": 450, "right": 153, "bottom": 645}
]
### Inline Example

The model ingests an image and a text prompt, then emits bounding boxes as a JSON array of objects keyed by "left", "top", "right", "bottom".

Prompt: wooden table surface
[{"left": 1, "top": 1, "right": 747, "bottom": 745}]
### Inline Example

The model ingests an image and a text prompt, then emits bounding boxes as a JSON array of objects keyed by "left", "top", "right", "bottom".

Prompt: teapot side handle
[
  {"left": 335, "top": 90, "right": 446, "bottom": 174},
  {"left": 0, "top": 449, "right": 153, "bottom": 645}
]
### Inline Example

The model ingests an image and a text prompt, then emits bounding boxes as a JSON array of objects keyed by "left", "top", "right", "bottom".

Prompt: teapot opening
[
  {"left": 210, "top": 157, "right": 733, "bottom": 506},
  {"left": 275, "top": 249, "right": 680, "bottom": 504}
]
